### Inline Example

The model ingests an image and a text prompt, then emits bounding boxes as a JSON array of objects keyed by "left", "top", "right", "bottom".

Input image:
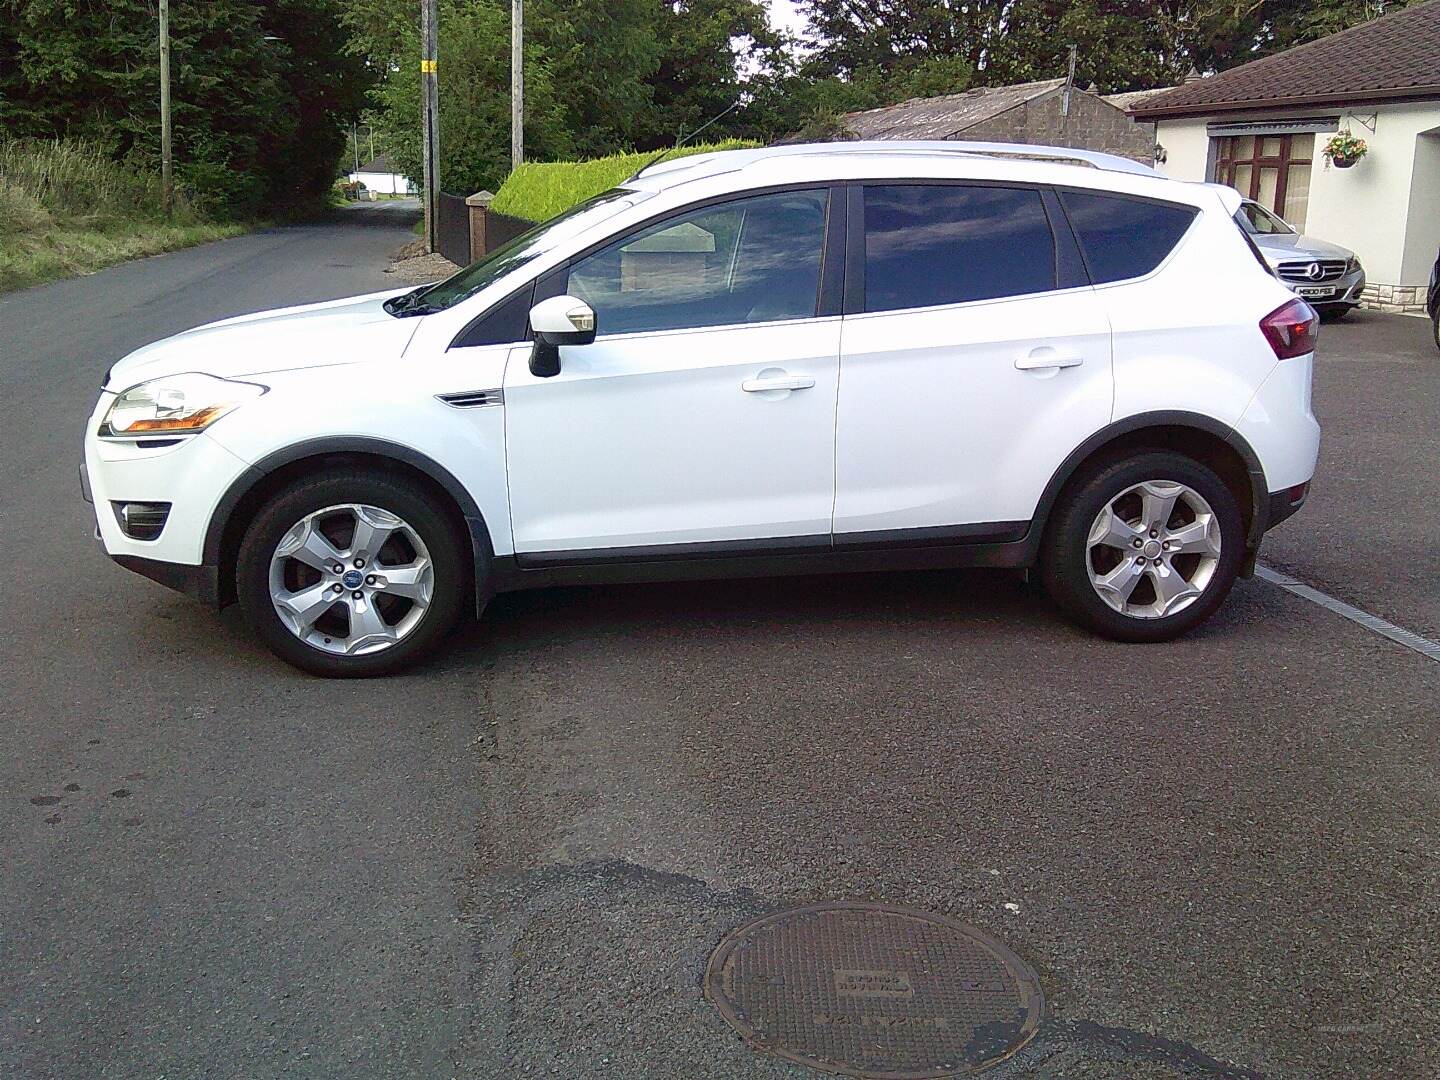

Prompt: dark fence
[
  {"left": 435, "top": 191, "right": 472, "bottom": 267},
  {"left": 483, "top": 208, "right": 533, "bottom": 255},
  {"left": 435, "top": 193, "right": 536, "bottom": 267}
]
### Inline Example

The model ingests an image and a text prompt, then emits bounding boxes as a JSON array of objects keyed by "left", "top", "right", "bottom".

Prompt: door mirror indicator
[{"left": 528, "top": 295, "right": 597, "bottom": 377}]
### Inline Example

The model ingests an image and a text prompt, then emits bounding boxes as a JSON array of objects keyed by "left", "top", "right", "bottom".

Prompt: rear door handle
[
  {"left": 742, "top": 375, "right": 816, "bottom": 392},
  {"left": 1015, "top": 347, "right": 1084, "bottom": 371}
]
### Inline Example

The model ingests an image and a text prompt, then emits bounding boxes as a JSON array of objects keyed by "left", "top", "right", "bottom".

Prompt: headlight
[{"left": 100, "top": 373, "right": 266, "bottom": 437}]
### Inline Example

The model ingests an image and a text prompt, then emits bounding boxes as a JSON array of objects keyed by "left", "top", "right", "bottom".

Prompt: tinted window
[
  {"left": 454, "top": 283, "right": 534, "bottom": 347},
  {"left": 862, "top": 184, "right": 1056, "bottom": 312},
  {"left": 566, "top": 189, "right": 828, "bottom": 336},
  {"left": 1060, "top": 190, "right": 1198, "bottom": 284}
]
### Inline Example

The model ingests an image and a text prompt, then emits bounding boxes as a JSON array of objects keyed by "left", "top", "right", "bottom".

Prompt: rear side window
[
  {"left": 1059, "top": 190, "right": 1198, "bottom": 284},
  {"left": 862, "top": 184, "right": 1056, "bottom": 312}
]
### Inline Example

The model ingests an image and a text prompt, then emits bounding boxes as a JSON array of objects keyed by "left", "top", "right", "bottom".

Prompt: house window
[{"left": 1212, "top": 133, "right": 1315, "bottom": 231}]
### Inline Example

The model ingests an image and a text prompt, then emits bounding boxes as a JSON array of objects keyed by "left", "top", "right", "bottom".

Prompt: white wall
[
  {"left": 1155, "top": 101, "right": 1440, "bottom": 287},
  {"left": 351, "top": 170, "right": 414, "bottom": 195},
  {"left": 1402, "top": 127, "right": 1440, "bottom": 283},
  {"left": 1153, "top": 118, "right": 1210, "bottom": 181}
]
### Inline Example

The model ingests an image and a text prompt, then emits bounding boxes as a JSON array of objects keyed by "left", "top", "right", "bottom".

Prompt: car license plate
[{"left": 1295, "top": 285, "right": 1336, "bottom": 298}]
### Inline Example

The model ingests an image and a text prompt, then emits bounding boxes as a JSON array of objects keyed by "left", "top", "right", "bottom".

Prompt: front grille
[
  {"left": 112, "top": 501, "right": 171, "bottom": 541},
  {"left": 1276, "top": 259, "right": 1348, "bottom": 283}
]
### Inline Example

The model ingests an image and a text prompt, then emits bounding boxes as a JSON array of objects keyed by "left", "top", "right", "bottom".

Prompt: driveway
[{"left": 0, "top": 220, "right": 1435, "bottom": 1080}]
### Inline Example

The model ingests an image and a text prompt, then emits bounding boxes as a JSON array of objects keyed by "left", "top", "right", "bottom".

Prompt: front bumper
[
  {"left": 1289, "top": 266, "right": 1365, "bottom": 308},
  {"left": 84, "top": 394, "right": 252, "bottom": 603}
]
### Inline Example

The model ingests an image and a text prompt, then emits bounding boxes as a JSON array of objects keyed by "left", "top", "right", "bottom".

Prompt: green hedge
[{"left": 490, "top": 139, "right": 761, "bottom": 223}]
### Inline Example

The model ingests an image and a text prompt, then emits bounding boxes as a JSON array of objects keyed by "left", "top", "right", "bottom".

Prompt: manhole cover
[{"left": 704, "top": 902, "right": 1043, "bottom": 1078}]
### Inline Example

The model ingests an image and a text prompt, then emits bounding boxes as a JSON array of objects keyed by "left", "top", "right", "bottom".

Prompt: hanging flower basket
[{"left": 1323, "top": 129, "right": 1368, "bottom": 169}]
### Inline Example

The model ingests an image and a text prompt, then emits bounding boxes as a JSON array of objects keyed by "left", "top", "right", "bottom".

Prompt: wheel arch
[
  {"left": 1030, "top": 411, "right": 1269, "bottom": 555},
  {"left": 205, "top": 437, "right": 496, "bottom": 613}
]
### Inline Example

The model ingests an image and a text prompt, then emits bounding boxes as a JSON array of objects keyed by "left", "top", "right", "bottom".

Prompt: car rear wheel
[
  {"left": 1040, "top": 452, "right": 1244, "bottom": 642},
  {"left": 236, "top": 472, "right": 467, "bottom": 676}
]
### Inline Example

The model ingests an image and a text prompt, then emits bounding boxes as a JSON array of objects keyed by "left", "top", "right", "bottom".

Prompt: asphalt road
[{"left": 1, "top": 213, "right": 1436, "bottom": 1080}]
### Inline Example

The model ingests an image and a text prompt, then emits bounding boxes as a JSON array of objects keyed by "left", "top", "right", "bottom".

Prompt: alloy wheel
[
  {"left": 268, "top": 503, "right": 434, "bottom": 655},
  {"left": 1085, "top": 480, "right": 1222, "bottom": 620}
]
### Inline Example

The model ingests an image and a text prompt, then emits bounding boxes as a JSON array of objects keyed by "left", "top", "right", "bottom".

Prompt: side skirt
[{"left": 490, "top": 523, "right": 1033, "bottom": 593}]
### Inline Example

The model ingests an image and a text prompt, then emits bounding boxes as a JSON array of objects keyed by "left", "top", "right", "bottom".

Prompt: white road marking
[{"left": 1255, "top": 564, "right": 1440, "bottom": 663}]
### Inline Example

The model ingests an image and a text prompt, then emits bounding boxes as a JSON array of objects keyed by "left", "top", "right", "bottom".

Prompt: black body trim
[
  {"left": 493, "top": 535, "right": 1030, "bottom": 593},
  {"left": 111, "top": 554, "right": 221, "bottom": 608},
  {"left": 1266, "top": 483, "right": 1309, "bottom": 531},
  {"left": 508, "top": 521, "right": 1028, "bottom": 572},
  {"left": 200, "top": 437, "right": 497, "bottom": 613},
  {"left": 1027, "top": 410, "right": 1271, "bottom": 553},
  {"left": 1039, "top": 188, "right": 1091, "bottom": 290}
]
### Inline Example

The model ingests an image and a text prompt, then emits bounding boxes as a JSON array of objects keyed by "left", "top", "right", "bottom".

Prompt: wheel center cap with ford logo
[{"left": 342, "top": 569, "right": 365, "bottom": 589}]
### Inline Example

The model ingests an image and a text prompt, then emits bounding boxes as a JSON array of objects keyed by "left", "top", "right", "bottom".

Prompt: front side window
[
  {"left": 1059, "top": 190, "right": 1198, "bottom": 285},
  {"left": 564, "top": 189, "right": 829, "bottom": 336},
  {"left": 861, "top": 184, "right": 1057, "bottom": 313},
  {"left": 1235, "top": 201, "right": 1294, "bottom": 236}
]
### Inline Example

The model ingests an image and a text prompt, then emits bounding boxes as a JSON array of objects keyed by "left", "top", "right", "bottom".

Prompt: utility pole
[
  {"left": 159, "top": 0, "right": 173, "bottom": 217},
  {"left": 420, "top": 0, "right": 440, "bottom": 251},
  {"left": 511, "top": 0, "right": 524, "bottom": 170},
  {"left": 352, "top": 121, "right": 361, "bottom": 176},
  {"left": 1060, "top": 44, "right": 1078, "bottom": 133}
]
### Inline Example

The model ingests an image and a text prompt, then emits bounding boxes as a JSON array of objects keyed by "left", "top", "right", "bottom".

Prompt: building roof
[
  {"left": 842, "top": 78, "right": 1068, "bottom": 140},
  {"left": 1102, "top": 88, "right": 1167, "bottom": 112},
  {"left": 1133, "top": 0, "right": 1440, "bottom": 119},
  {"left": 357, "top": 153, "right": 399, "bottom": 174}
]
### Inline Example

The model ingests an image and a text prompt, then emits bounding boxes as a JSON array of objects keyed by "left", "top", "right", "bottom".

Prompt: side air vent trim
[{"left": 437, "top": 389, "right": 504, "bottom": 409}]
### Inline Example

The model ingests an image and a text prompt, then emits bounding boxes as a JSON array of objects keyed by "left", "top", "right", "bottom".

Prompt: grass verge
[
  {"left": 0, "top": 137, "right": 251, "bottom": 293},
  {"left": 0, "top": 219, "right": 249, "bottom": 293},
  {"left": 491, "top": 139, "right": 760, "bottom": 222}
]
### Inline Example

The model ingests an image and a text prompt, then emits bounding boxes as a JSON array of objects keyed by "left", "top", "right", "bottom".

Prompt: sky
[{"left": 766, "top": 0, "right": 807, "bottom": 38}]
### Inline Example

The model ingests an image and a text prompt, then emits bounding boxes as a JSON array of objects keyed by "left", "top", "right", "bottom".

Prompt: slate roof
[
  {"left": 358, "top": 153, "right": 399, "bottom": 173},
  {"left": 1132, "top": 0, "right": 1440, "bottom": 118},
  {"left": 842, "top": 78, "right": 1068, "bottom": 139}
]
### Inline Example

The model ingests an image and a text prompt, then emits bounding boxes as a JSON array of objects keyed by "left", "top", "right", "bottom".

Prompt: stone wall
[
  {"left": 1360, "top": 283, "right": 1428, "bottom": 314},
  {"left": 958, "top": 89, "right": 1156, "bottom": 163}
]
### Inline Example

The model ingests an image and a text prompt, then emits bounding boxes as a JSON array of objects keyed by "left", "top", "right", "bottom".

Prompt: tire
[
  {"left": 1039, "top": 451, "right": 1245, "bottom": 643},
  {"left": 236, "top": 470, "right": 468, "bottom": 676}
]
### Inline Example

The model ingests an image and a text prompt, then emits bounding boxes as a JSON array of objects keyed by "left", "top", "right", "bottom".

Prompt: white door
[
  {"left": 504, "top": 188, "right": 841, "bottom": 555},
  {"left": 834, "top": 183, "right": 1114, "bottom": 539}
]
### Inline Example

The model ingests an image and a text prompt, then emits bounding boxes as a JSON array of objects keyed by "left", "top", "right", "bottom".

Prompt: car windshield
[
  {"left": 1235, "top": 201, "right": 1295, "bottom": 236},
  {"left": 386, "top": 188, "right": 642, "bottom": 316}
]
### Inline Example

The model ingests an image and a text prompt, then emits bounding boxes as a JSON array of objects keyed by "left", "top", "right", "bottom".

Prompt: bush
[
  {"left": 0, "top": 138, "right": 174, "bottom": 221},
  {"left": 490, "top": 140, "right": 761, "bottom": 222}
]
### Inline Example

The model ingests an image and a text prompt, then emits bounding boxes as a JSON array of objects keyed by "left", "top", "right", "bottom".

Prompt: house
[
  {"left": 348, "top": 153, "right": 416, "bottom": 197},
  {"left": 1131, "top": 0, "right": 1440, "bottom": 313},
  {"left": 838, "top": 77, "right": 1157, "bottom": 163}
]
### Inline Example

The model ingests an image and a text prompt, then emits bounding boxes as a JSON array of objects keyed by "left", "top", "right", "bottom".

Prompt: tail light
[{"left": 1260, "top": 298, "right": 1319, "bottom": 359}]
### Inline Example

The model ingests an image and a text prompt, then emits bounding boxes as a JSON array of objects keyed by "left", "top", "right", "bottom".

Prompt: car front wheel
[
  {"left": 1040, "top": 452, "right": 1245, "bottom": 642},
  {"left": 236, "top": 471, "right": 467, "bottom": 676}
]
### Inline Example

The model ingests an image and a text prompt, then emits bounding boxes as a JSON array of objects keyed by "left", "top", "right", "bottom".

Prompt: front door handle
[
  {"left": 742, "top": 374, "right": 816, "bottom": 392},
  {"left": 1015, "top": 347, "right": 1084, "bottom": 371}
]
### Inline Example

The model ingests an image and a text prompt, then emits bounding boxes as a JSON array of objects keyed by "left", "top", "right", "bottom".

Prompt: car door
[
  {"left": 833, "top": 182, "right": 1113, "bottom": 542},
  {"left": 503, "top": 186, "right": 843, "bottom": 557}
]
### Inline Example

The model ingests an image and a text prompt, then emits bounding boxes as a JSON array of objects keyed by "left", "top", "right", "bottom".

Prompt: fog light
[{"left": 112, "top": 501, "right": 171, "bottom": 541}]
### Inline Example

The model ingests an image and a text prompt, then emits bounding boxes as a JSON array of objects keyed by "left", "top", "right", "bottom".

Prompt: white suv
[{"left": 83, "top": 142, "right": 1321, "bottom": 676}]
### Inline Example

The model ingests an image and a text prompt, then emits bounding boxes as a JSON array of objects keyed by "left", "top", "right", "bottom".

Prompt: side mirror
[{"left": 528, "top": 295, "right": 597, "bottom": 378}]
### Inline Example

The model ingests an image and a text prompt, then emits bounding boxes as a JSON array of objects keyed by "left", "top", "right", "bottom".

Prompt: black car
[{"left": 1430, "top": 245, "right": 1440, "bottom": 350}]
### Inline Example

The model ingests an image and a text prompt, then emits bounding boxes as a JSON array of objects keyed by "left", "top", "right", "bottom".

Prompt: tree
[
  {"left": 0, "top": 0, "right": 370, "bottom": 217},
  {"left": 363, "top": 1, "right": 574, "bottom": 197}
]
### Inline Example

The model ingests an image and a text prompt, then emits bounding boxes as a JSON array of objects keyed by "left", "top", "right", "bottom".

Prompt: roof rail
[{"left": 629, "top": 140, "right": 1158, "bottom": 183}]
